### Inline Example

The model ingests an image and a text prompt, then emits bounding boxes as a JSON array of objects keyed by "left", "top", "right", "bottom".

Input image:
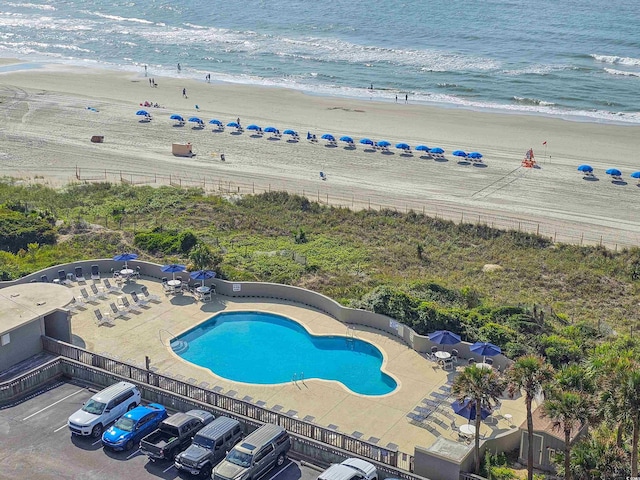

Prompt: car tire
[
  {"left": 125, "top": 439, "right": 134, "bottom": 451},
  {"left": 201, "top": 464, "right": 212, "bottom": 478},
  {"left": 127, "top": 403, "right": 136, "bottom": 411},
  {"left": 276, "top": 453, "right": 285, "bottom": 467},
  {"left": 91, "top": 424, "right": 103, "bottom": 438}
]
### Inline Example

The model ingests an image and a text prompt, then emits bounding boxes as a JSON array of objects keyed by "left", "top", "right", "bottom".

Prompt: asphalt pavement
[{"left": 0, "top": 381, "right": 323, "bottom": 480}]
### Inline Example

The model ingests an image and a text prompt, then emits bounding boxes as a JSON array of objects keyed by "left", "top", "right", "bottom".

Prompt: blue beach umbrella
[
  {"left": 188, "top": 117, "right": 203, "bottom": 123},
  {"left": 377, "top": 140, "right": 391, "bottom": 147},
  {"left": 209, "top": 119, "right": 223, "bottom": 125},
  {"left": 430, "top": 147, "right": 444, "bottom": 154},
  {"left": 396, "top": 143, "right": 411, "bottom": 150},
  {"left": 470, "top": 342, "right": 502, "bottom": 363},
  {"left": 321, "top": 134, "right": 336, "bottom": 141},
  {"left": 630, "top": 172, "right": 640, "bottom": 179},
  {"left": 169, "top": 114, "right": 184, "bottom": 121},
  {"left": 161, "top": 263, "right": 187, "bottom": 280},
  {"left": 451, "top": 399, "right": 492, "bottom": 421},
  {"left": 247, "top": 124, "right": 261, "bottom": 131},
  {"left": 189, "top": 269, "right": 216, "bottom": 287},
  {"left": 113, "top": 252, "right": 138, "bottom": 269},
  {"left": 605, "top": 168, "right": 622, "bottom": 176},
  {"left": 577, "top": 164, "right": 593, "bottom": 173},
  {"left": 264, "top": 126, "right": 278, "bottom": 133},
  {"left": 468, "top": 152, "right": 483, "bottom": 159},
  {"left": 340, "top": 136, "right": 354, "bottom": 143},
  {"left": 283, "top": 129, "right": 297, "bottom": 136},
  {"left": 360, "top": 138, "right": 374, "bottom": 145},
  {"left": 415, "top": 145, "right": 430, "bottom": 152},
  {"left": 136, "top": 110, "right": 149, "bottom": 116},
  {"left": 452, "top": 150, "right": 468, "bottom": 157},
  {"left": 227, "top": 121, "right": 240, "bottom": 128},
  {"left": 428, "top": 330, "right": 461, "bottom": 346}
]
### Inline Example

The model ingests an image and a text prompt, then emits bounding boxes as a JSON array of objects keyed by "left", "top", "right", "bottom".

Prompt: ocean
[{"left": 1, "top": 0, "right": 639, "bottom": 124}]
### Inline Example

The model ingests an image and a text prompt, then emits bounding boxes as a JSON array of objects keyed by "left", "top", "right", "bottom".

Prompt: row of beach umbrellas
[
  {"left": 112, "top": 253, "right": 216, "bottom": 285},
  {"left": 578, "top": 165, "right": 640, "bottom": 178}
]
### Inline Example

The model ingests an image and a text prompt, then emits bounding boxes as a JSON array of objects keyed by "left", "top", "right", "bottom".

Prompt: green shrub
[
  {"left": 134, "top": 228, "right": 198, "bottom": 254},
  {"left": 0, "top": 206, "right": 57, "bottom": 253}
]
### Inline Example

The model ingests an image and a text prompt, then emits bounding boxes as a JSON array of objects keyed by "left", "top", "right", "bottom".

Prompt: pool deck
[{"left": 67, "top": 278, "right": 527, "bottom": 455}]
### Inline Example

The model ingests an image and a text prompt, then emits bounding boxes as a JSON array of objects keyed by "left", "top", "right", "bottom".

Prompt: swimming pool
[{"left": 172, "top": 311, "right": 397, "bottom": 396}]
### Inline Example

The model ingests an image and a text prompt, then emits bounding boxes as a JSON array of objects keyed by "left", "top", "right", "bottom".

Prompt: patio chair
[
  {"left": 67, "top": 298, "right": 82, "bottom": 313},
  {"left": 161, "top": 277, "right": 168, "bottom": 284},
  {"left": 162, "top": 283, "right": 173, "bottom": 295},
  {"left": 57, "top": 269, "right": 71, "bottom": 285},
  {"left": 430, "top": 345, "right": 438, "bottom": 361},
  {"left": 80, "top": 287, "right": 98, "bottom": 303},
  {"left": 133, "top": 265, "right": 141, "bottom": 279},
  {"left": 94, "top": 309, "right": 114, "bottom": 326},
  {"left": 74, "top": 266, "right": 86, "bottom": 283},
  {"left": 90, "top": 283, "right": 109, "bottom": 300},
  {"left": 130, "top": 291, "right": 149, "bottom": 307},
  {"left": 140, "top": 285, "right": 161, "bottom": 302},
  {"left": 443, "top": 358, "right": 454, "bottom": 371},
  {"left": 485, "top": 357, "right": 494, "bottom": 366},
  {"left": 109, "top": 302, "right": 128, "bottom": 318},
  {"left": 451, "top": 349, "right": 459, "bottom": 363},
  {"left": 40, "top": 275, "right": 49, "bottom": 283},
  {"left": 119, "top": 296, "right": 142, "bottom": 313},
  {"left": 102, "top": 278, "right": 122, "bottom": 294},
  {"left": 90, "top": 264, "right": 100, "bottom": 280},
  {"left": 468, "top": 357, "right": 476, "bottom": 365},
  {"left": 73, "top": 296, "right": 87, "bottom": 308}
]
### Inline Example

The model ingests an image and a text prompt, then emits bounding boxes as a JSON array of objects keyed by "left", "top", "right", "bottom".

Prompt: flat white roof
[{"left": 0, "top": 283, "right": 74, "bottom": 336}]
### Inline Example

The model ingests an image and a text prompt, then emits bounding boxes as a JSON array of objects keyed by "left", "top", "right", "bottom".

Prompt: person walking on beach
[
  {"left": 144, "top": 65, "right": 147, "bottom": 77},
  {"left": 182, "top": 87, "right": 187, "bottom": 98},
  {"left": 395, "top": 95, "right": 398, "bottom": 103},
  {"left": 177, "top": 63, "right": 181, "bottom": 72},
  {"left": 236, "top": 117, "right": 241, "bottom": 126},
  {"left": 149, "top": 78, "right": 152, "bottom": 87},
  {"left": 405, "top": 94, "right": 408, "bottom": 104}
]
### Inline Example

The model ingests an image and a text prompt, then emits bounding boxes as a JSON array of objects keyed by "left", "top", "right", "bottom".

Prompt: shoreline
[{"left": 1, "top": 60, "right": 640, "bottom": 248}]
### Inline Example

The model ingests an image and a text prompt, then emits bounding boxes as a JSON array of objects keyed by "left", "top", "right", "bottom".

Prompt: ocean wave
[
  {"left": 501, "top": 64, "right": 569, "bottom": 76},
  {"left": 604, "top": 68, "right": 640, "bottom": 77},
  {"left": 6, "top": 2, "right": 55, "bottom": 10},
  {"left": 591, "top": 54, "right": 640, "bottom": 66},
  {"left": 83, "top": 11, "right": 155, "bottom": 25},
  {"left": 436, "top": 83, "right": 474, "bottom": 92},
  {"left": 512, "top": 96, "right": 556, "bottom": 106}
]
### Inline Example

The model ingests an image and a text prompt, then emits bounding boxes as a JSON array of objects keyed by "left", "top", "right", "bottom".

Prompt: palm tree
[
  {"left": 188, "top": 242, "right": 217, "bottom": 271},
  {"left": 506, "top": 355, "right": 554, "bottom": 480},
  {"left": 615, "top": 368, "right": 640, "bottom": 476},
  {"left": 452, "top": 365, "right": 505, "bottom": 474},
  {"left": 541, "top": 390, "right": 591, "bottom": 480}
]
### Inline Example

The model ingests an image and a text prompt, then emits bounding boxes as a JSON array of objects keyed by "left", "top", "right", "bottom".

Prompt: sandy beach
[{"left": 1, "top": 59, "right": 639, "bottom": 247}]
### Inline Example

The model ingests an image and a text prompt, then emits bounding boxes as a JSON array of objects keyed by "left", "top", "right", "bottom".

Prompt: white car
[
  {"left": 318, "top": 458, "right": 377, "bottom": 480},
  {"left": 68, "top": 382, "right": 141, "bottom": 438}
]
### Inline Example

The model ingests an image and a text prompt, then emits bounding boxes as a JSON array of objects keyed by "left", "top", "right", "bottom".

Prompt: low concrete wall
[{"left": 0, "top": 259, "right": 512, "bottom": 371}]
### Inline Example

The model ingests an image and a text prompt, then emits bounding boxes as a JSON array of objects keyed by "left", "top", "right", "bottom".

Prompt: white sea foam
[
  {"left": 591, "top": 54, "right": 640, "bottom": 67},
  {"left": 6, "top": 2, "right": 55, "bottom": 10},
  {"left": 512, "top": 96, "right": 556, "bottom": 106},
  {"left": 83, "top": 11, "right": 155, "bottom": 25},
  {"left": 501, "top": 64, "right": 568, "bottom": 76},
  {"left": 604, "top": 68, "right": 640, "bottom": 77}
]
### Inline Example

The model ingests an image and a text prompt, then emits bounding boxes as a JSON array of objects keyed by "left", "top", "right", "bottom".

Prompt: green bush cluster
[
  {"left": 133, "top": 227, "right": 198, "bottom": 254},
  {"left": 0, "top": 204, "right": 57, "bottom": 254}
]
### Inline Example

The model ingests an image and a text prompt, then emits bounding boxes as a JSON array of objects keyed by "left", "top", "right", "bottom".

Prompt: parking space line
[
  {"left": 22, "top": 389, "right": 84, "bottom": 420},
  {"left": 163, "top": 464, "right": 175, "bottom": 473},
  {"left": 92, "top": 438, "right": 103, "bottom": 446},
  {"left": 126, "top": 449, "right": 141, "bottom": 460},
  {"left": 53, "top": 423, "right": 69, "bottom": 433},
  {"left": 268, "top": 461, "right": 294, "bottom": 480}
]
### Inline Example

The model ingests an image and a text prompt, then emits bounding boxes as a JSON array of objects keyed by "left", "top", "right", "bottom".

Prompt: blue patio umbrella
[
  {"left": 451, "top": 399, "right": 492, "bottom": 421},
  {"left": 340, "top": 136, "right": 354, "bottom": 143},
  {"left": 188, "top": 117, "right": 203, "bottom": 124},
  {"left": 415, "top": 145, "right": 430, "bottom": 152},
  {"left": 169, "top": 114, "right": 184, "bottom": 121},
  {"left": 136, "top": 110, "right": 149, "bottom": 116},
  {"left": 430, "top": 147, "right": 444, "bottom": 154},
  {"left": 247, "top": 124, "right": 261, "bottom": 131},
  {"left": 161, "top": 263, "right": 187, "bottom": 280},
  {"left": 428, "top": 330, "right": 461, "bottom": 346},
  {"left": 396, "top": 143, "right": 411, "bottom": 150},
  {"left": 321, "top": 134, "right": 336, "bottom": 141},
  {"left": 470, "top": 342, "right": 502, "bottom": 363},
  {"left": 264, "top": 126, "right": 279, "bottom": 133},
  {"left": 377, "top": 140, "right": 391, "bottom": 147},
  {"left": 605, "top": 168, "right": 622, "bottom": 176},
  {"left": 113, "top": 252, "right": 138, "bottom": 269},
  {"left": 468, "top": 152, "right": 483, "bottom": 159},
  {"left": 209, "top": 119, "right": 223, "bottom": 125},
  {"left": 577, "top": 164, "right": 593, "bottom": 173},
  {"left": 189, "top": 269, "right": 216, "bottom": 287},
  {"left": 452, "top": 150, "right": 468, "bottom": 157},
  {"left": 631, "top": 172, "right": 640, "bottom": 179},
  {"left": 283, "top": 129, "right": 297, "bottom": 136},
  {"left": 360, "top": 138, "right": 374, "bottom": 145},
  {"left": 227, "top": 121, "right": 240, "bottom": 128}
]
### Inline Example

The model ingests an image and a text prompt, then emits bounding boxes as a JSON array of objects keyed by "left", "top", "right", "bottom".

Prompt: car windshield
[
  {"left": 226, "top": 449, "right": 252, "bottom": 468},
  {"left": 82, "top": 399, "right": 106, "bottom": 415},
  {"left": 114, "top": 417, "right": 135, "bottom": 432},
  {"left": 194, "top": 436, "right": 215, "bottom": 449}
]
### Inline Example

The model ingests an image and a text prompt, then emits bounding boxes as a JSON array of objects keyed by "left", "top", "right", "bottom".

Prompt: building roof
[
  {"left": 0, "top": 283, "right": 74, "bottom": 336},
  {"left": 520, "top": 405, "right": 584, "bottom": 443}
]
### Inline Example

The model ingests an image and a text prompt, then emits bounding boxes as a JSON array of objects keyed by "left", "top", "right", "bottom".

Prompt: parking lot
[{"left": 0, "top": 381, "right": 323, "bottom": 480}]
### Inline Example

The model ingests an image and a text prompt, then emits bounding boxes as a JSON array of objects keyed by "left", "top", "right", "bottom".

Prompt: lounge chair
[
  {"left": 90, "top": 283, "right": 109, "bottom": 300},
  {"left": 67, "top": 298, "right": 82, "bottom": 313},
  {"left": 90, "top": 265, "right": 100, "bottom": 280},
  {"left": 40, "top": 275, "right": 49, "bottom": 283},
  {"left": 109, "top": 302, "right": 128, "bottom": 318},
  {"left": 73, "top": 296, "right": 87, "bottom": 309},
  {"left": 119, "top": 296, "right": 142, "bottom": 313},
  {"left": 140, "top": 285, "right": 161, "bottom": 302},
  {"left": 74, "top": 267, "right": 86, "bottom": 283},
  {"left": 130, "top": 291, "right": 149, "bottom": 307},
  {"left": 94, "top": 309, "right": 114, "bottom": 326},
  {"left": 80, "top": 287, "right": 98, "bottom": 303},
  {"left": 57, "top": 270, "right": 71, "bottom": 285},
  {"left": 103, "top": 278, "right": 122, "bottom": 294}
]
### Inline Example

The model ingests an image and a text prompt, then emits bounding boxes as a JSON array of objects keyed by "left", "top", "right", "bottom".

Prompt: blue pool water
[{"left": 173, "top": 311, "right": 397, "bottom": 396}]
